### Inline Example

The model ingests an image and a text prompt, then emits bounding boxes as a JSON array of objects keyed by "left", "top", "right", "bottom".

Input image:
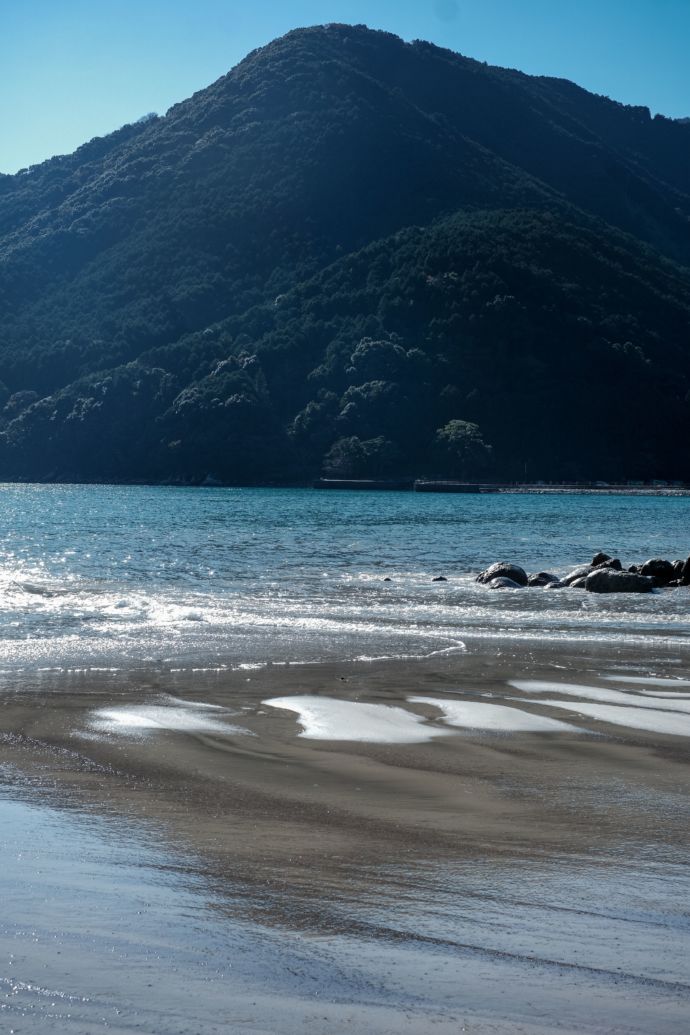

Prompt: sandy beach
[{"left": 1, "top": 641, "right": 689, "bottom": 1032}]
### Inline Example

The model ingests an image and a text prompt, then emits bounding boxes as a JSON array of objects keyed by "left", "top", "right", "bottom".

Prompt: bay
[{"left": 0, "top": 485, "right": 689, "bottom": 676}]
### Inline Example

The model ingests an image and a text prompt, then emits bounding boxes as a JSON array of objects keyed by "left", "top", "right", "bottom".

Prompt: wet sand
[{"left": 1, "top": 642, "right": 690, "bottom": 1032}]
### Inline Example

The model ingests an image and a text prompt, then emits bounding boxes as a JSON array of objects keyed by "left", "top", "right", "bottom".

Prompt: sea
[{"left": 0, "top": 483, "right": 689, "bottom": 679}]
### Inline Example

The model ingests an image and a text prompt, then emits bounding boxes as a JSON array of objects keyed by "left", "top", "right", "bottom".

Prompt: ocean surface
[{"left": 0, "top": 483, "right": 689, "bottom": 678}]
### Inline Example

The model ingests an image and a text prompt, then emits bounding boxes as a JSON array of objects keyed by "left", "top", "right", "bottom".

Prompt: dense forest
[{"left": 1, "top": 23, "right": 690, "bottom": 483}]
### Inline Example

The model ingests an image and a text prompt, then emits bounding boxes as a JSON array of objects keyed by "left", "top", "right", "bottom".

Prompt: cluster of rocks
[{"left": 475, "top": 553, "right": 690, "bottom": 593}]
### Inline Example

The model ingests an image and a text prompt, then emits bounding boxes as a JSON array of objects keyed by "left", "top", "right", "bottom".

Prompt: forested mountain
[{"left": 1, "top": 23, "right": 690, "bottom": 483}]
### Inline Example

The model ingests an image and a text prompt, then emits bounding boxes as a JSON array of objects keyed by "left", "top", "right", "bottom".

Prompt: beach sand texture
[{"left": 1, "top": 644, "right": 689, "bottom": 1033}]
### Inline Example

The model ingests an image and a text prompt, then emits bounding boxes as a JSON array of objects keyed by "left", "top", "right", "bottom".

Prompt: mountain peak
[{"left": 0, "top": 28, "right": 689, "bottom": 483}]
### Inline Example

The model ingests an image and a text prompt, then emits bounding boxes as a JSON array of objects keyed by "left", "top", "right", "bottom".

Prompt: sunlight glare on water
[{"left": 0, "top": 484, "right": 689, "bottom": 674}]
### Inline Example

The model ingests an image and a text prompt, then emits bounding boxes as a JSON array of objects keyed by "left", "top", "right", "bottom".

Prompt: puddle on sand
[
  {"left": 88, "top": 700, "right": 250, "bottom": 737},
  {"left": 510, "top": 680, "right": 690, "bottom": 713},
  {"left": 408, "top": 696, "right": 582, "bottom": 732},
  {"left": 263, "top": 695, "right": 448, "bottom": 743},
  {"left": 521, "top": 699, "right": 690, "bottom": 736},
  {"left": 604, "top": 675, "right": 690, "bottom": 688}
]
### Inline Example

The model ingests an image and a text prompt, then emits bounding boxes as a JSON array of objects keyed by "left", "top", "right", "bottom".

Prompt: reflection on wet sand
[{"left": 1, "top": 644, "right": 690, "bottom": 1032}]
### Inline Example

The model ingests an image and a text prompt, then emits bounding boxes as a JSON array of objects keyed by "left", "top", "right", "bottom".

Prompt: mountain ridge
[{"left": 1, "top": 23, "right": 689, "bottom": 483}]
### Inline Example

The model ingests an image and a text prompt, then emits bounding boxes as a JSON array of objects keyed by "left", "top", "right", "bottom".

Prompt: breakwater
[{"left": 315, "top": 479, "right": 690, "bottom": 495}]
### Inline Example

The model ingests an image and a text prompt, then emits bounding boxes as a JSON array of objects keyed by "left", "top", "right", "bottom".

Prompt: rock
[
  {"left": 561, "top": 565, "right": 594, "bottom": 586},
  {"left": 591, "top": 552, "right": 611, "bottom": 566},
  {"left": 628, "top": 564, "right": 639, "bottom": 573},
  {"left": 543, "top": 580, "right": 565, "bottom": 589},
  {"left": 585, "top": 569, "right": 655, "bottom": 593},
  {"left": 681, "top": 556, "right": 690, "bottom": 586},
  {"left": 570, "top": 576, "right": 589, "bottom": 589},
  {"left": 487, "top": 576, "right": 523, "bottom": 589},
  {"left": 639, "top": 558, "right": 675, "bottom": 586},
  {"left": 673, "top": 560, "right": 684, "bottom": 578},
  {"left": 432, "top": 576, "right": 448, "bottom": 582},
  {"left": 476, "top": 562, "right": 528, "bottom": 587},
  {"left": 527, "top": 571, "right": 559, "bottom": 587},
  {"left": 596, "top": 557, "right": 622, "bottom": 570},
  {"left": 383, "top": 577, "right": 392, "bottom": 582}
]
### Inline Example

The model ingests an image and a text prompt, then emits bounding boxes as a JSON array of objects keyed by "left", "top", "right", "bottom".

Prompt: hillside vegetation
[{"left": 1, "top": 23, "right": 689, "bottom": 482}]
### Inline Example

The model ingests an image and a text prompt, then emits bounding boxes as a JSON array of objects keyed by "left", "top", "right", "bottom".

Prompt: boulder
[
  {"left": 487, "top": 576, "right": 523, "bottom": 589},
  {"left": 585, "top": 569, "right": 654, "bottom": 593},
  {"left": 527, "top": 571, "right": 560, "bottom": 587},
  {"left": 476, "top": 562, "right": 528, "bottom": 587},
  {"left": 570, "top": 576, "right": 589, "bottom": 589},
  {"left": 543, "top": 580, "right": 565, "bottom": 589},
  {"left": 628, "top": 564, "right": 639, "bottom": 573},
  {"left": 432, "top": 576, "right": 448, "bottom": 582},
  {"left": 596, "top": 557, "right": 622, "bottom": 570},
  {"left": 561, "top": 565, "right": 594, "bottom": 586},
  {"left": 681, "top": 556, "right": 690, "bottom": 586},
  {"left": 639, "top": 558, "right": 675, "bottom": 586},
  {"left": 673, "top": 560, "right": 684, "bottom": 578},
  {"left": 591, "top": 552, "right": 611, "bottom": 566}
]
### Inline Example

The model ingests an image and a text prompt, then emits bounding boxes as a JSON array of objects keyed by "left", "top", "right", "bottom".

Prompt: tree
[
  {"left": 435, "top": 420, "right": 493, "bottom": 479},
  {"left": 322, "top": 435, "right": 401, "bottom": 477}
]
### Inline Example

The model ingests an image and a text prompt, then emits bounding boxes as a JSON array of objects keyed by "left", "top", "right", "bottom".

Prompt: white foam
[
  {"left": 91, "top": 704, "right": 247, "bottom": 736},
  {"left": 263, "top": 696, "right": 446, "bottom": 743},
  {"left": 408, "top": 697, "right": 581, "bottom": 733},
  {"left": 522, "top": 700, "right": 690, "bottom": 737},
  {"left": 604, "top": 675, "right": 690, "bottom": 688},
  {"left": 509, "top": 680, "right": 690, "bottom": 713}
]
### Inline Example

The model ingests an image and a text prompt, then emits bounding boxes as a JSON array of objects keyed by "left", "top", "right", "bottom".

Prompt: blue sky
[{"left": 2, "top": 0, "right": 689, "bottom": 174}]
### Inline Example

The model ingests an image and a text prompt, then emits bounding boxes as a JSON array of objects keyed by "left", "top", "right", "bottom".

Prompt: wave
[{"left": 1, "top": 554, "right": 690, "bottom": 673}]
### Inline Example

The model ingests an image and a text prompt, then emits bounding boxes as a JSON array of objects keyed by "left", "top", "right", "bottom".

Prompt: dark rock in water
[
  {"left": 586, "top": 569, "right": 654, "bottom": 593},
  {"left": 432, "top": 575, "right": 448, "bottom": 582},
  {"left": 383, "top": 577, "right": 392, "bottom": 582},
  {"left": 596, "top": 557, "right": 622, "bottom": 570},
  {"left": 561, "top": 565, "right": 594, "bottom": 586},
  {"left": 681, "top": 556, "right": 690, "bottom": 585},
  {"left": 476, "top": 562, "right": 528, "bottom": 586},
  {"left": 570, "top": 576, "right": 589, "bottom": 589},
  {"left": 591, "top": 552, "right": 611, "bottom": 566},
  {"left": 543, "top": 580, "right": 565, "bottom": 589},
  {"left": 639, "top": 558, "right": 675, "bottom": 586},
  {"left": 527, "top": 571, "right": 559, "bottom": 587},
  {"left": 673, "top": 560, "right": 684, "bottom": 578},
  {"left": 628, "top": 564, "right": 639, "bottom": 573},
  {"left": 487, "top": 576, "right": 523, "bottom": 589}
]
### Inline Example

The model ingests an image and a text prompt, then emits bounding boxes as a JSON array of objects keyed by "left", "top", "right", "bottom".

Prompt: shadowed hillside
[{"left": 1, "top": 23, "right": 689, "bottom": 482}]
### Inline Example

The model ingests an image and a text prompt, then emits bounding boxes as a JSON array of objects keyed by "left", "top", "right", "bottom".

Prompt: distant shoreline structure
[
  {"left": 0, "top": 478, "right": 688, "bottom": 495},
  {"left": 314, "top": 479, "right": 690, "bottom": 496}
]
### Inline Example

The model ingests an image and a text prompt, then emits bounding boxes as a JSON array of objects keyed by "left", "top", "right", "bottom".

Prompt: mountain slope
[{"left": 1, "top": 24, "right": 689, "bottom": 482}]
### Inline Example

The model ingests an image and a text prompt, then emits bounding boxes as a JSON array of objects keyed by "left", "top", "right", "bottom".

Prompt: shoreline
[
  {"left": 3, "top": 641, "right": 690, "bottom": 865},
  {"left": 2, "top": 642, "right": 690, "bottom": 1031},
  {"left": 2, "top": 477, "right": 690, "bottom": 496}
]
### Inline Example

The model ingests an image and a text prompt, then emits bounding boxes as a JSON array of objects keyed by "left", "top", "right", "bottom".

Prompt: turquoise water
[{"left": 0, "top": 484, "right": 689, "bottom": 673}]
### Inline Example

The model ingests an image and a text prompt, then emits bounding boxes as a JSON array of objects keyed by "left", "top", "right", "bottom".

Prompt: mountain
[{"left": 1, "top": 23, "right": 689, "bottom": 483}]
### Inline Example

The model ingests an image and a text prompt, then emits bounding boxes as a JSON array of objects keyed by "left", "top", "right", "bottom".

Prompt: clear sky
[{"left": 2, "top": 0, "right": 689, "bottom": 174}]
